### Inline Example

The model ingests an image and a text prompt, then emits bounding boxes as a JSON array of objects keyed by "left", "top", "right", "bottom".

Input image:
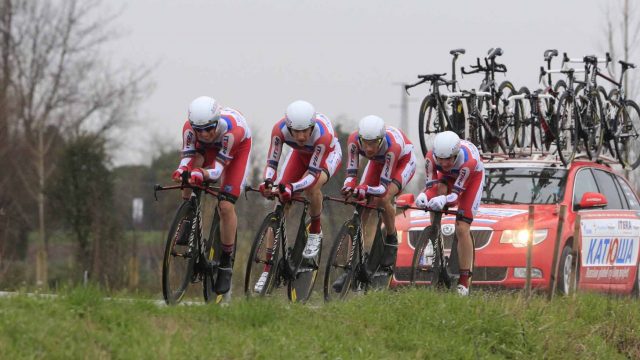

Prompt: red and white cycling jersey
[
  {"left": 424, "top": 140, "right": 485, "bottom": 221},
  {"left": 263, "top": 113, "right": 341, "bottom": 192},
  {"left": 178, "top": 107, "right": 252, "bottom": 198},
  {"left": 346, "top": 125, "right": 416, "bottom": 194}
]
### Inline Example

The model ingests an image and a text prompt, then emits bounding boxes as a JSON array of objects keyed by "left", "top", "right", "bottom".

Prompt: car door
[{"left": 578, "top": 168, "right": 639, "bottom": 293}]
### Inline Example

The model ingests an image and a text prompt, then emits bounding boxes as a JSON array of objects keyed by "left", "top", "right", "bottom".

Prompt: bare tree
[
  {"left": 603, "top": 0, "right": 640, "bottom": 98},
  {"left": 602, "top": 0, "right": 640, "bottom": 187},
  {"left": 2, "top": 0, "right": 150, "bottom": 286}
]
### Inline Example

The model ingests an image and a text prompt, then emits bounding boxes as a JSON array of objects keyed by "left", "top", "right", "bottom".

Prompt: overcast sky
[{"left": 105, "top": 0, "right": 614, "bottom": 166}]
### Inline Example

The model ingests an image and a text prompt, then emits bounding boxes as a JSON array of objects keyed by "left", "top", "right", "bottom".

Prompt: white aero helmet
[
  {"left": 285, "top": 100, "right": 316, "bottom": 130},
  {"left": 358, "top": 115, "right": 386, "bottom": 141},
  {"left": 188, "top": 96, "right": 221, "bottom": 129},
  {"left": 433, "top": 131, "right": 461, "bottom": 159}
]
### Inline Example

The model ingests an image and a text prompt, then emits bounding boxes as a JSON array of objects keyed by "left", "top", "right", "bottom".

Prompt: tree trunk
[{"left": 36, "top": 127, "right": 48, "bottom": 286}]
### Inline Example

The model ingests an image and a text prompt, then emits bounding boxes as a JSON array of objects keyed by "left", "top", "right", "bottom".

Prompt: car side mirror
[
  {"left": 575, "top": 192, "right": 607, "bottom": 210},
  {"left": 396, "top": 193, "right": 415, "bottom": 207}
]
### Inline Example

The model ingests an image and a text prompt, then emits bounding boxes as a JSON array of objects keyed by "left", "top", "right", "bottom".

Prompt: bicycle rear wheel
[
  {"left": 366, "top": 227, "right": 392, "bottom": 290},
  {"left": 615, "top": 100, "right": 640, "bottom": 169},
  {"left": 162, "top": 200, "right": 197, "bottom": 305},
  {"left": 288, "top": 226, "right": 320, "bottom": 303},
  {"left": 202, "top": 220, "right": 218, "bottom": 303},
  {"left": 323, "top": 222, "right": 358, "bottom": 301},
  {"left": 244, "top": 213, "right": 281, "bottom": 298},
  {"left": 418, "top": 95, "right": 446, "bottom": 157},
  {"left": 203, "top": 209, "right": 230, "bottom": 304}
]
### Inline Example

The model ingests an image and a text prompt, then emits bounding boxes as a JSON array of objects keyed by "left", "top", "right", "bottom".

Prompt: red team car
[{"left": 393, "top": 156, "right": 640, "bottom": 296}]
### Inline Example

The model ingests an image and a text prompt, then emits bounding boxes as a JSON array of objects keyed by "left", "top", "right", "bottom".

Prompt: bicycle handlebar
[
  {"left": 245, "top": 185, "right": 309, "bottom": 204},
  {"left": 153, "top": 182, "right": 220, "bottom": 201},
  {"left": 404, "top": 74, "right": 454, "bottom": 94},
  {"left": 396, "top": 204, "right": 458, "bottom": 216},
  {"left": 461, "top": 57, "right": 506, "bottom": 75},
  {"left": 323, "top": 195, "right": 385, "bottom": 213}
]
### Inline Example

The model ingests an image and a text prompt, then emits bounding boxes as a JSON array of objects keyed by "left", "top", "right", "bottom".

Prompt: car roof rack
[
  {"left": 480, "top": 151, "right": 620, "bottom": 169},
  {"left": 480, "top": 151, "right": 562, "bottom": 164}
]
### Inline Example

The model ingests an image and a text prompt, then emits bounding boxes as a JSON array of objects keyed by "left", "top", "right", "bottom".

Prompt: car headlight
[{"left": 500, "top": 229, "right": 548, "bottom": 247}]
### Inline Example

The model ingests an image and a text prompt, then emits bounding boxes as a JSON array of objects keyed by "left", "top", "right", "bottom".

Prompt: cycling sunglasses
[
  {"left": 192, "top": 123, "right": 218, "bottom": 133},
  {"left": 358, "top": 136, "right": 383, "bottom": 147}
]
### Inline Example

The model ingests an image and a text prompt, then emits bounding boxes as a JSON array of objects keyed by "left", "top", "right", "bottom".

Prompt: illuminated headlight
[{"left": 500, "top": 229, "right": 548, "bottom": 247}]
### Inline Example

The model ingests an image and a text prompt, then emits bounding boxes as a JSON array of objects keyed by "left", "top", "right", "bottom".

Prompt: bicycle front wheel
[
  {"left": 418, "top": 95, "right": 445, "bottom": 157},
  {"left": 323, "top": 222, "right": 358, "bottom": 302},
  {"left": 615, "top": 100, "right": 640, "bottom": 169},
  {"left": 410, "top": 226, "right": 448, "bottom": 288},
  {"left": 162, "top": 200, "right": 197, "bottom": 305},
  {"left": 244, "top": 213, "right": 281, "bottom": 298}
]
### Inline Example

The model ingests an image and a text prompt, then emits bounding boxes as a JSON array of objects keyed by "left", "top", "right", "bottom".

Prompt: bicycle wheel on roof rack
[
  {"left": 556, "top": 92, "right": 579, "bottom": 165},
  {"left": 615, "top": 99, "right": 640, "bottom": 169},
  {"left": 419, "top": 95, "right": 446, "bottom": 157},
  {"left": 584, "top": 94, "right": 605, "bottom": 160},
  {"left": 497, "top": 81, "right": 520, "bottom": 151}
]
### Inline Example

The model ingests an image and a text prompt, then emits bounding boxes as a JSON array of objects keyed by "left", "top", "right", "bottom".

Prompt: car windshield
[{"left": 482, "top": 167, "right": 568, "bottom": 205}]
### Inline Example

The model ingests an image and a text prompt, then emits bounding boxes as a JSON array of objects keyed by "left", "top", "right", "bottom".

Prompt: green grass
[{"left": 1, "top": 287, "right": 639, "bottom": 359}]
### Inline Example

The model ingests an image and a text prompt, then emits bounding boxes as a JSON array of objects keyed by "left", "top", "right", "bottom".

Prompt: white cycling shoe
[
  {"left": 303, "top": 232, "right": 322, "bottom": 259},
  {"left": 456, "top": 284, "right": 469, "bottom": 297}
]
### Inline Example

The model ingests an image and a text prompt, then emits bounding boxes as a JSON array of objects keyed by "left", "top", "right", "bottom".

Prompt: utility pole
[{"left": 390, "top": 82, "right": 415, "bottom": 135}]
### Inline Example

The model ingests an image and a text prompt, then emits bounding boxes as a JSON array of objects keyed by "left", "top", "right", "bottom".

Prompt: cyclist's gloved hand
[
  {"left": 427, "top": 195, "right": 446, "bottom": 211},
  {"left": 353, "top": 184, "right": 368, "bottom": 201},
  {"left": 172, "top": 166, "right": 188, "bottom": 182},
  {"left": 341, "top": 177, "right": 357, "bottom": 195},
  {"left": 189, "top": 168, "right": 205, "bottom": 186},
  {"left": 278, "top": 183, "right": 293, "bottom": 203},
  {"left": 415, "top": 192, "right": 429, "bottom": 209},
  {"left": 259, "top": 179, "right": 274, "bottom": 198}
]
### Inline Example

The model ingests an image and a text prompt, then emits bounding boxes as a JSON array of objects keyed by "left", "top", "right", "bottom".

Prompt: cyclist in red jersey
[
  {"left": 171, "top": 96, "right": 252, "bottom": 295},
  {"left": 415, "top": 131, "right": 485, "bottom": 296},
  {"left": 342, "top": 115, "right": 417, "bottom": 269},
  {"left": 254, "top": 100, "right": 342, "bottom": 292}
]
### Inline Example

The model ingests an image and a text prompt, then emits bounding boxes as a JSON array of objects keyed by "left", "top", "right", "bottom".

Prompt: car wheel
[{"left": 557, "top": 245, "right": 576, "bottom": 295}]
